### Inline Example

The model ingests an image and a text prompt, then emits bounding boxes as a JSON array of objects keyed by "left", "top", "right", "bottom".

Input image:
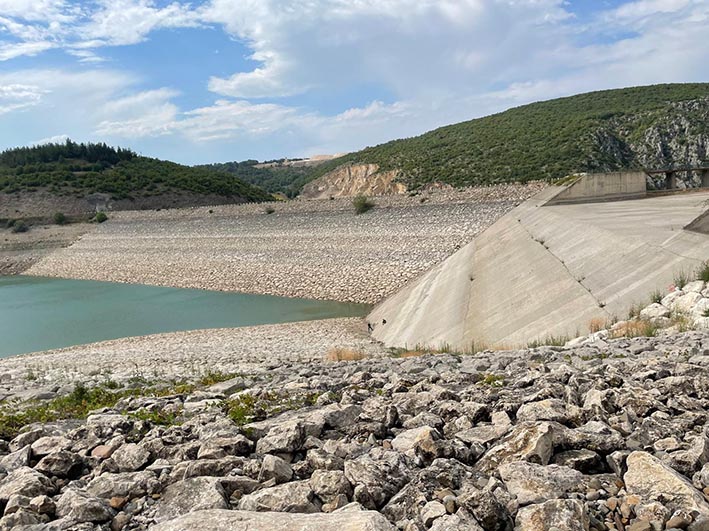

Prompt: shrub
[
  {"left": 353, "top": 195, "right": 375, "bottom": 214},
  {"left": 95, "top": 211, "right": 108, "bottom": 223},
  {"left": 264, "top": 206, "right": 275, "bottom": 214},
  {"left": 650, "top": 290, "right": 664, "bottom": 304},
  {"left": 53, "top": 212, "right": 67, "bottom": 225},
  {"left": 673, "top": 270, "right": 690, "bottom": 289},
  {"left": 11, "top": 220, "right": 28, "bottom": 233},
  {"left": 325, "top": 347, "right": 367, "bottom": 362},
  {"left": 697, "top": 261, "right": 709, "bottom": 282}
]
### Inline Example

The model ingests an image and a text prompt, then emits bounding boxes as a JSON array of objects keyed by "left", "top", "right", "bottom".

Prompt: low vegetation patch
[
  {"left": 527, "top": 334, "right": 570, "bottom": 348},
  {"left": 53, "top": 212, "right": 67, "bottom": 225},
  {"left": 223, "top": 390, "right": 319, "bottom": 426},
  {"left": 11, "top": 220, "right": 28, "bottom": 233},
  {"left": 94, "top": 211, "right": 108, "bottom": 223},
  {"left": 0, "top": 380, "right": 197, "bottom": 439},
  {"left": 610, "top": 319, "right": 658, "bottom": 339},
  {"left": 352, "top": 195, "right": 375, "bottom": 214},
  {"left": 326, "top": 347, "right": 368, "bottom": 362},
  {"left": 198, "top": 370, "right": 240, "bottom": 386}
]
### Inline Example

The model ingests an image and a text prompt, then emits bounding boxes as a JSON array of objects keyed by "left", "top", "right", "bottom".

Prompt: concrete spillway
[{"left": 369, "top": 187, "right": 709, "bottom": 350}]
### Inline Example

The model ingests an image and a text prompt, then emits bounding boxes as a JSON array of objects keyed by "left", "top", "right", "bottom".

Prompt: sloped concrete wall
[
  {"left": 546, "top": 172, "right": 647, "bottom": 205},
  {"left": 370, "top": 190, "right": 709, "bottom": 350}
]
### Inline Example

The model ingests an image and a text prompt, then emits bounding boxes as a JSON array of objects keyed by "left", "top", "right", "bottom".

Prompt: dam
[{"left": 369, "top": 173, "right": 709, "bottom": 349}]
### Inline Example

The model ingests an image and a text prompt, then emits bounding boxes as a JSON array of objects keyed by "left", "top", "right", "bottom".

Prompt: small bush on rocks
[
  {"left": 95, "top": 211, "right": 108, "bottom": 223},
  {"left": 353, "top": 195, "right": 375, "bottom": 214},
  {"left": 11, "top": 220, "right": 29, "bottom": 233},
  {"left": 673, "top": 269, "right": 690, "bottom": 289},
  {"left": 650, "top": 289, "right": 664, "bottom": 304},
  {"left": 264, "top": 206, "right": 275, "bottom": 214},
  {"left": 53, "top": 212, "right": 67, "bottom": 225}
]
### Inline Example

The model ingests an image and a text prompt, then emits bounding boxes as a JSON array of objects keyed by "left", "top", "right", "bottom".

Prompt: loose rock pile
[
  {"left": 3, "top": 330, "right": 709, "bottom": 530},
  {"left": 570, "top": 280, "right": 709, "bottom": 348}
]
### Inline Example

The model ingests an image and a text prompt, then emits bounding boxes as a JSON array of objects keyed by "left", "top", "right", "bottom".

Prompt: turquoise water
[{"left": 0, "top": 276, "right": 369, "bottom": 358}]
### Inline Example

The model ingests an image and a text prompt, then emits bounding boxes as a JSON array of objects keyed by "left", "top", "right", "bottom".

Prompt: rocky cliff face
[
  {"left": 300, "top": 164, "right": 406, "bottom": 199},
  {"left": 590, "top": 98, "right": 709, "bottom": 189}
]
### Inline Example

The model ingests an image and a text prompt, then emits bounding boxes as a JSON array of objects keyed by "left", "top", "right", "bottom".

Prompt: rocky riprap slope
[
  {"left": 3, "top": 331, "right": 709, "bottom": 530},
  {"left": 26, "top": 183, "right": 543, "bottom": 304}
]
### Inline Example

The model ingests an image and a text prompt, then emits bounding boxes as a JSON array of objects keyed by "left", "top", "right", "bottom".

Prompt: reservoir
[{"left": 0, "top": 276, "right": 369, "bottom": 358}]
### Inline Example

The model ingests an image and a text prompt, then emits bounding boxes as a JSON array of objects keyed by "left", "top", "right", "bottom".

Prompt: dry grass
[
  {"left": 325, "top": 347, "right": 368, "bottom": 362},
  {"left": 588, "top": 317, "right": 608, "bottom": 334},
  {"left": 610, "top": 319, "right": 658, "bottom": 339}
]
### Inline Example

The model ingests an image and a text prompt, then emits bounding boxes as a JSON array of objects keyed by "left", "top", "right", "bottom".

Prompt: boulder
[
  {"left": 0, "top": 467, "right": 54, "bottom": 502},
  {"left": 498, "top": 461, "right": 584, "bottom": 506},
  {"left": 30, "top": 436, "right": 71, "bottom": 458},
  {"left": 390, "top": 426, "right": 439, "bottom": 455},
  {"left": 237, "top": 480, "right": 321, "bottom": 513},
  {"left": 344, "top": 450, "right": 410, "bottom": 509},
  {"left": 516, "top": 399, "right": 569, "bottom": 424},
  {"left": 515, "top": 499, "right": 589, "bottom": 530},
  {"left": 474, "top": 422, "right": 554, "bottom": 474},
  {"left": 35, "top": 450, "right": 84, "bottom": 478},
  {"left": 258, "top": 454, "right": 293, "bottom": 484},
  {"left": 255, "top": 420, "right": 306, "bottom": 454},
  {"left": 624, "top": 451, "right": 709, "bottom": 515},
  {"left": 55, "top": 489, "right": 113, "bottom": 523},
  {"left": 86, "top": 471, "right": 160, "bottom": 499},
  {"left": 0, "top": 445, "right": 31, "bottom": 472},
  {"left": 150, "top": 509, "right": 397, "bottom": 531},
  {"left": 111, "top": 443, "right": 150, "bottom": 472},
  {"left": 154, "top": 477, "right": 229, "bottom": 522},
  {"left": 310, "top": 470, "right": 353, "bottom": 503}
]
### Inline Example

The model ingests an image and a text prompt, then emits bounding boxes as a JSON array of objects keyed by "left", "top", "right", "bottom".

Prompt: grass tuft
[{"left": 326, "top": 347, "right": 367, "bottom": 362}]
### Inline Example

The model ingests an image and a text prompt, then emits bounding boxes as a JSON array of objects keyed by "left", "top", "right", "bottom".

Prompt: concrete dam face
[{"left": 369, "top": 175, "right": 709, "bottom": 350}]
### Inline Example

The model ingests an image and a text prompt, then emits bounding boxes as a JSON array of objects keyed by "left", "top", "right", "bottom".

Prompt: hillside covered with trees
[
  {"left": 0, "top": 140, "right": 272, "bottom": 204},
  {"left": 198, "top": 160, "right": 320, "bottom": 198},
  {"left": 301, "top": 83, "right": 709, "bottom": 190}
]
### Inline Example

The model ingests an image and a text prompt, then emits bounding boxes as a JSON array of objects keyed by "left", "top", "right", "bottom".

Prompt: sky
[{"left": 0, "top": 0, "right": 707, "bottom": 165}]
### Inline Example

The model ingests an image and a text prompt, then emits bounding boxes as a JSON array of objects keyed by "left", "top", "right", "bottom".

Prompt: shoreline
[{"left": 0, "top": 317, "right": 389, "bottom": 402}]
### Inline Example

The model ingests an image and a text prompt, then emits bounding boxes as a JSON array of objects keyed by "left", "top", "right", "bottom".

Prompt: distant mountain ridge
[{"left": 298, "top": 83, "right": 709, "bottom": 192}]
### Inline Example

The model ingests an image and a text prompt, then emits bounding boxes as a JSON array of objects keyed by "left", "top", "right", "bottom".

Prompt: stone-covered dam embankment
[{"left": 26, "top": 183, "right": 544, "bottom": 304}]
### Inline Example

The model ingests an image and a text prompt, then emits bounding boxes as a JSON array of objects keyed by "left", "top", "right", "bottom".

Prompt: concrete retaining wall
[
  {"left": 546, "top": 172, "right": 647, "bottom": 205},
  {"left": 369, "top": 190, "right": 709, "bottom": 350}
]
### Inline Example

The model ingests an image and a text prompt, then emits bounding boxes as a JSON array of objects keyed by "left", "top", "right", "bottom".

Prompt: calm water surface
[{"left": 0, "top": 276, "right": 369, "bottom": 358}]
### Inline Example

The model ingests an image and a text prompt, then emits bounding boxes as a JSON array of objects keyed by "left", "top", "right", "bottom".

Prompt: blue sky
[{"left": 0, "top": 0, "right": 707, "bottom": 165}]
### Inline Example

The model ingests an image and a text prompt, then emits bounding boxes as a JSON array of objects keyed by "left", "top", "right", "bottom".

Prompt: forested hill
[
  {"left": 304, "top": 83, "right": 709, "bottom": 190},
  {"left": 197, "top": 160, "right": 321, "bottom": 198},
  {"left": 0, "top": 140, "right": 272, "bottom": 204}
]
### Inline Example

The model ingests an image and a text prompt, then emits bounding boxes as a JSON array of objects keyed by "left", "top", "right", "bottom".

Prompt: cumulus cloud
[
  {"left": 0, "top": 0, "right": 708, "bottom": 163},
  {"left": 0, "top": 83, "right": 45, "bottom": 114}
]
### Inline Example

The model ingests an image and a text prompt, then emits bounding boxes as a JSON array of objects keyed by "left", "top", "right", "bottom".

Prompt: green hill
[
  {"left": 197, "top": 159, "right": 314, "bottom": 198},
  {"left": 304, "top": 83, "right": 709, "bottom": 190},
  {"left": 0, "top": 140, "right": 272, "bottom": 205}
]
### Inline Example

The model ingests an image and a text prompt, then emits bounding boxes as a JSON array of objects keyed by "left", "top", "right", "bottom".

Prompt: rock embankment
[
  {"left": 2, "top": 330, "right": 709, "bottom": 529},
  {"left": 26, "top": 183, "right": 544, "bottom": 304}
]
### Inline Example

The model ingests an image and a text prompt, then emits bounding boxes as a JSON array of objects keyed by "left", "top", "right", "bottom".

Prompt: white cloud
[
  {"left": 0, "top": 83, "right": 45, "bottom": 114},
  {"left": 0, "top": 0, "right": 708, "bottom": 164}
]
